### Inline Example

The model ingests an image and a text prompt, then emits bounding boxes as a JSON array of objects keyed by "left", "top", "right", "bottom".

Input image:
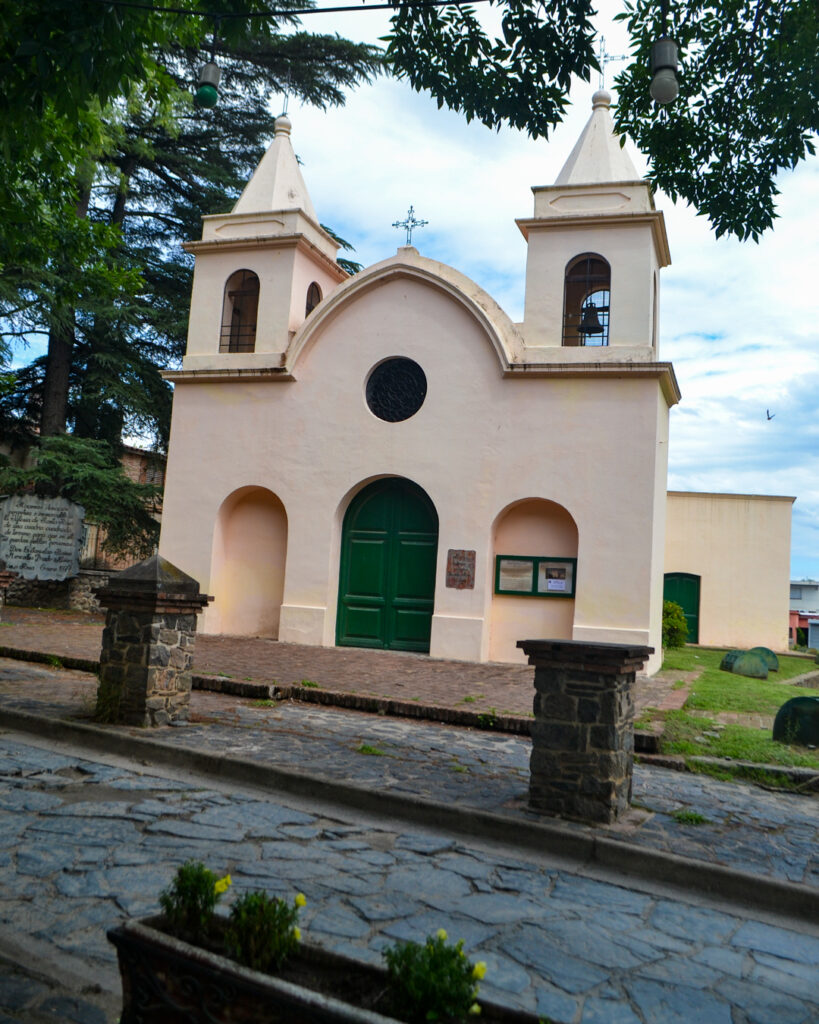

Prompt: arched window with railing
[
  {"left": 220, "top": 270, "right": 260, "bottom": 353},
  {"left": 305, "top": 281, "right": 322, "bottom": 317},
  {"left": 562, "top": 253, "right": 610, "bottom": 347}
]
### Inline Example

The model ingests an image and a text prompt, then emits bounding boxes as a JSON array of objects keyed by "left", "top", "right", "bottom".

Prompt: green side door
[
  {"left": 337, "top": 479, "right": 438, "bottom": 652},
  {"left": 663, "top": 572, "right": 700, "bottom": 644}
]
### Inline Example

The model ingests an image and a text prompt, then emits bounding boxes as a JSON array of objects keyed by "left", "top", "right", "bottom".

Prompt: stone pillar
[
  {"left": 0, "top": 560, "right": 18, "bottom": 620},
  {"left": 95, "top": 555, "right": 212, "bottom": 727},
  {"left": 517, "top": 639, "right": 652, "bottom": 824}
]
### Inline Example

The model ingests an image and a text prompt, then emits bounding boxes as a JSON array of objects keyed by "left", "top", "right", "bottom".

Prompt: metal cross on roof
[
  {"left": 392, "top": 205, "right": 428, "bottom": 246},
  {"left": 596, "top": 35, "right": 628, "bottom": 89}
]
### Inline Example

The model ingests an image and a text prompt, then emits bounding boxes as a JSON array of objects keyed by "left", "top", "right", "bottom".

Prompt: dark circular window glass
[{"left": 366, "top": 358, "right": 427, "bottom": 423}]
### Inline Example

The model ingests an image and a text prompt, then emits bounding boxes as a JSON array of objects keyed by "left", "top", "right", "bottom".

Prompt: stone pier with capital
[
  {"left": 95, "top": 555, "right": 212, "bottom": 727},
  {"left": 518, "top": 639, "right": 653, "bottom": 824}
]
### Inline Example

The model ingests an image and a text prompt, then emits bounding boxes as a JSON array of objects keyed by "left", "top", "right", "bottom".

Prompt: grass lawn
[{"left": 655, "top": 647, "right": 819, "bottom": 780}]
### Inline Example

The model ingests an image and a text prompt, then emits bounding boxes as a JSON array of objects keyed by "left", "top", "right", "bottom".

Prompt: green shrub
[
  {"left": 159, "top": 861, "right": 230, "bottom": 943},
  {"left": 662, "top": 601, "right": 688, "bottom": 649},
  {"left": 225, "top": 891, "right": 306, "bottom": 972},
  {"left": 383, "top": 930, "right": 485, "bottom": 1023}
]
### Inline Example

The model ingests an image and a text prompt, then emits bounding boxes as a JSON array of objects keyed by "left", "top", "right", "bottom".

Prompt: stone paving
[
  {"left": 1, "top": 732, "right": 818, "bottom": 1024},
  {"left": 0, "top": 659, "right": 817, "bottom": 890}
]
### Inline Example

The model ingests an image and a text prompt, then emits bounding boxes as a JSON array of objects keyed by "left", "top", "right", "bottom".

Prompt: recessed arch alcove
[
  {"left": 210, "top": 486, "right": 288, "bottom": 636},
  {"left": 489, "top": 497, "right": 579, "bottom": 663}
]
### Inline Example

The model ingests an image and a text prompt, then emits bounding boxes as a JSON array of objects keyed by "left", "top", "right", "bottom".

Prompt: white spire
[
  {"left": 232, "top": 115, "right": 319, "bottom": 221},
  {"left": 554, "top": 90, "right": 640, "bottom": 186}
]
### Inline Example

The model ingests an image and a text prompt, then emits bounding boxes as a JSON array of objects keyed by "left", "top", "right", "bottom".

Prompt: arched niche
[
  {"left": 489, "top": 497, "right": 579, "bottom": 663},
  {"left": 210, "top": 486, "right": 288, "bottom": 636}
]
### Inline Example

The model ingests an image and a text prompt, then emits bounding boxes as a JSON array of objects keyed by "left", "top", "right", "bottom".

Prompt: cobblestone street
[{"left": 1, "top": 732, "right": 818, "bottom": 1024}]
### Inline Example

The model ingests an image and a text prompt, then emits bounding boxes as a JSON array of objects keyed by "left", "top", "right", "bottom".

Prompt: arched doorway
[{"left": 337, "top": 478, "right": 438, "bottom": 652}]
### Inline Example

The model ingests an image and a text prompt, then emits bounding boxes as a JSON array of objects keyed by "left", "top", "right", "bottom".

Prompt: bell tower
[
  {"left": 517, "top": 90, "right": 670, "bottom": 362},
  {"left": 181, "top": 115, "right": 347, "bottom": 373}
]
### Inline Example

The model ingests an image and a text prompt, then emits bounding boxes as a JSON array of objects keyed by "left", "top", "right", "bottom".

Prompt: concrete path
[{"left": 1, "top": 730, "right": 818, "bottom": 1024}]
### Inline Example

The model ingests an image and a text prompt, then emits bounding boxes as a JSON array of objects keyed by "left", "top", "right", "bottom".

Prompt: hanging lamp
[{"left": 195, "top": 21, "right": 222, "bottom": 108}]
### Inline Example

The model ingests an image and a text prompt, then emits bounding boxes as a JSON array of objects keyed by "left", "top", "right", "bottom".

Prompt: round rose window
[{"left": 366, "top": 358, "right": 427, "bottom": 422}]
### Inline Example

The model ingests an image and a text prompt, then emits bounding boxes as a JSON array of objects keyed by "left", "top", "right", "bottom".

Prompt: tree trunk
[
  {"left": 39, "top": 318, "right": 75, "bottom": 436},
  {"left": 38, "top": 182, "right": 93, "bottom": 436}
]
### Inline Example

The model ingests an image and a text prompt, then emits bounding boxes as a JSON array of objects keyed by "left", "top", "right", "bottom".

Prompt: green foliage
[
  {"left": 225, "top": 891, "right": 305, "bottom": 973},
  {"left": 385, "top": 0, "right": 596, "bottom": 141},
  {"left": 358, "top": 744, "right": 387, "bottom": 756},
  {"left": 662, "top": 601, "right": 688, "bottom": 649},
  {"left": 1, "top": 13, "right": 380, "bottom": 448},
  {"left": 385, "top": 0, "right": 818, "bottom": 239},
  {"left": 383, "top": 931, "right": 484, "bottom": 1024},
  {"left": 159, "top": 861, "right": 226, "bottom": 943},
  {"left": 614, "top": 0, "right": 818, "bottom": 240},
  {"left": 662, "top": 646, "right": 810, "bottom": 682},
  {"left": 0, "top": 435, "right": 159, "bottom": 559},
  {"left": 671, "top": 808, "right": 711, "bottom": 825},
  {"left": 477, "top": 707, "right": 498, "bottom": 729},
  {"left": 661, "top": 709, "right": 819, "bottom": 770}
]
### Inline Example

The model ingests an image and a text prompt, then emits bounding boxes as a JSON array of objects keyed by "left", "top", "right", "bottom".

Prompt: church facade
[{"left": 159, "top": 93, "right": 790, "bottom": 672}]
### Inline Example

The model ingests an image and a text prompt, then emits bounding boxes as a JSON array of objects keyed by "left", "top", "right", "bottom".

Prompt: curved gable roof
[{"left": 285, "top": 246, "right": 524, "bottom": 374}]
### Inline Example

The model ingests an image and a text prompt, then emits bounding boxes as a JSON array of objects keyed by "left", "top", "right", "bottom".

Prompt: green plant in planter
[
  {"left": 226, "top": 891, "right": 306, "bottom": 972},
  {"left": 383, "top": 928, "right": 486, "bottom": 1023},
  {"left": 159, "top": 861, "right": 231, "bottom": 943}
]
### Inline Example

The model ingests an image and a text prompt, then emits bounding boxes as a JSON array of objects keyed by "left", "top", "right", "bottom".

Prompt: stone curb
[
  {"left": 637, "top": 753, "right": 819, "bottom": 788},
  {"left": 0, "top": 645, "right": 100, "bottom": 675},
  {"left": 1, "top": 705, "right": 818, "bottom": 926}
]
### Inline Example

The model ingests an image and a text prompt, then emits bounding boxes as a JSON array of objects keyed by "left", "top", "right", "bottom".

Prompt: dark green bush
[
  {"left": 159, "top": 861, "right": 229, "bottom": 943},
  {"left": 383, "top": 930, "right": 484, "bottom": 1023},
  {"left": 662, "top": 601, "right": 688, "bottom": 649},
  {"left": 225, "top": 891, "right": 305, "bottom": 973}
]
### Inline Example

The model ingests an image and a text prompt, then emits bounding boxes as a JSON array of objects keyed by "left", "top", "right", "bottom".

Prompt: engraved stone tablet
[
  {"left": 0, "top": 495, "right": 85, "bottom": 580},
  {"left": 446, "top": 549, "right": 476, "bottom": 589}
]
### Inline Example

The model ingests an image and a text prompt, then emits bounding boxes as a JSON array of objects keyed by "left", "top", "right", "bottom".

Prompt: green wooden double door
[{"left": 337, "top": 478, "right": 438, "bottom": 652}]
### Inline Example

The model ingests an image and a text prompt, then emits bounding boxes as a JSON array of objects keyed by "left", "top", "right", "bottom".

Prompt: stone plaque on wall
[
  {"left": 446, "top": 549, "right": 476, "bottom": 590},
  {"left": 0, "top": 495, "right": 85, "bottom": 580}
]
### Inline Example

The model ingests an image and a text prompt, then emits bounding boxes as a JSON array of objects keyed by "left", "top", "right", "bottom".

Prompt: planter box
[{"left": 108, "top": 917, "right": 549, "bottom": 1024}]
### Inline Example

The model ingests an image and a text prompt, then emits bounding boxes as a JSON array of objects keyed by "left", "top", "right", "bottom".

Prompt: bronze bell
[{"left": 578, "top": 303, "right": 604, "bottom": 335}]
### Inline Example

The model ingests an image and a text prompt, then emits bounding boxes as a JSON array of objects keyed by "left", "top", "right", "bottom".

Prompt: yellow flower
[
  {"left": 436, "top": 928, "right": 448, "bottom": 941},
  {"left": 472, "top": 962, "right": 487, "bottom": 981},
  {"left": 295, "top": 893, "right": 307, "bottom": 908},
  {"left": 468, "top": 1004, "right": 481, "bottom": 1016},
  {"left": 213, "top": 874, "right": 232, "bottom": 895},
  {"left": 293, "top": 926, "right": 302, "bottom": 941}
]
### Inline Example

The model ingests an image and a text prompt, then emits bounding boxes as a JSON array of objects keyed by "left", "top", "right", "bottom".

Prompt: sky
[
  {"left": 11, "top": 2, "right": 817, "bottom": 580},
  {"left": 274, "top": 0, "right": 819, "bottom": 581}
]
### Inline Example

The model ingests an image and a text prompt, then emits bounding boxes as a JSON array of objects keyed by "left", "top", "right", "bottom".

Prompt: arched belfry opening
[
  {"left": 220, "top": 270, "right": 260, "bottom": 353},
  {"left": 562, "top": 253, "right": 610, "bottom": 347}
]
